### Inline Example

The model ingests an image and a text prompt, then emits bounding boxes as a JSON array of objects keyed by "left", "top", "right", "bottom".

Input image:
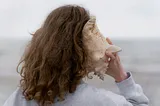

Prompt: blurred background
[{"left": 0, "top": 0, "right": 160, "bottom": 106}]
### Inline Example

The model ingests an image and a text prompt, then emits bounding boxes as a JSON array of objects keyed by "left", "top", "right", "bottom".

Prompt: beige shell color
[{"left": 82, "top": 16, "right": 121, "bottom": 80}]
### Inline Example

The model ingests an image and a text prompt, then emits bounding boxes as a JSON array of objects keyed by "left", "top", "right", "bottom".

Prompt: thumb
[
  {"left": 106, "top": 37, "right": 113, "bottom": 45},
  {"left": 105, "top": 51, "right": 115, "bottom": 61}
]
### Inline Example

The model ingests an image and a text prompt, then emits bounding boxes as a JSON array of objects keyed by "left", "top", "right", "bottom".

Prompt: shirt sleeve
[
  {"left": 95, "top": 72, "right": 149, "bottom": 106},
  {"left": 115, "top": 72, "right": 149, "bottom": 106}
]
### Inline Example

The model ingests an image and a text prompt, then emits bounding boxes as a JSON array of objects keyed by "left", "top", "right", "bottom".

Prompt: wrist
[{"left": 114, "top": 72, "right": 128, "bottom": 82}]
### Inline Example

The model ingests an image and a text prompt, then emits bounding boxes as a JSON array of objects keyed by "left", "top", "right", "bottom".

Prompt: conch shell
[{"left": 82, "top": 16, "right": 121, "bottom": 80}]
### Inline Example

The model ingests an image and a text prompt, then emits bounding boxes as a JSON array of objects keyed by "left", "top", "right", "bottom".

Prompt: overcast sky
[{"left": 0, "top": 0, "right": 160, "bottom": 39}]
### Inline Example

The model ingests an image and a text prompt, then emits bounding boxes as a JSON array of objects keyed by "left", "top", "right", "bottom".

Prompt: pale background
[{"left": 0, "top": 0, "right": 160, "bottom": 106}]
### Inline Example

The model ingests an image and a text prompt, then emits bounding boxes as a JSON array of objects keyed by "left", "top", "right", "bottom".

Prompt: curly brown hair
[{"left": 17, "top": 5, "right": 90, "bottom": 106}]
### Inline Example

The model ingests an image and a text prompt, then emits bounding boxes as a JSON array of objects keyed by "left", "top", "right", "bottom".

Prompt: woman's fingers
[
  {"left": 106, "top": 37, "right": 113, "bottom": 45},
  {"left": 105, "top": 51, "right": 115, "bottom": 60},
  {"left": 115, "top": 54, "right": 121, "bottom": 65},
  {"left": 116, "top": 54, "right": 120, "bottom": 60}
]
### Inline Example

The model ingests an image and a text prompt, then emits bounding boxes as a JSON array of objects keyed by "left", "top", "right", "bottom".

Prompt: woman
[{"left": 3, "top": 5, "right": 149, "bottom": 106}]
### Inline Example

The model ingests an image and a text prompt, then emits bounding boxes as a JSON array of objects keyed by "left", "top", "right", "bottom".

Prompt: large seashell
[{"left": 82, "top": 16, "right": 121, "bottom": 80}]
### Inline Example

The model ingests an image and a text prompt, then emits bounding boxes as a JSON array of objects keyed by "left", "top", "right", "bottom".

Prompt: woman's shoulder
[
  {"left": 3, "top": 87, "right": 37, "bottom": 106},
  {"left": 3, "top": 88, "right": 20, "bottom": 106},
  {"left": 71, "top": 81, "right": 126, "bottom": 106},
  {"left": 3, "top": 83, "right": 127, "bottom": 106},
  {"left": 76, "top": 81, "right": 116, "bottom": 97}
]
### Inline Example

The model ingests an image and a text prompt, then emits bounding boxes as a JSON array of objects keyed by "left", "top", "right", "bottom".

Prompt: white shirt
[{"left": 3, "top": 73, "right": 149, "bottom": 106}]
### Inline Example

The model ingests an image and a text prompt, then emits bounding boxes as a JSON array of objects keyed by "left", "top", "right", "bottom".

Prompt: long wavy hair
[{"left": 17, "top": 5, "right": 90, "bottom": 106}]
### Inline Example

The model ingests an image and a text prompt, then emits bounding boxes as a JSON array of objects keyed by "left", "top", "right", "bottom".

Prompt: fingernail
[{"left": 108, "top": 58, "right": 111, "bottom": 61}]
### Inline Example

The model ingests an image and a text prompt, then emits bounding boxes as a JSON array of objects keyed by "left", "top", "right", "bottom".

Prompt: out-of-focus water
[
  {"left": 1, "top": 38, "right": 160, "bottom": 73},
  {"left": 114, "top": 39, "right": 160, "bottom": 72},
  {"left": 0, "top": 38, "right": 160, "bottom": 106}
]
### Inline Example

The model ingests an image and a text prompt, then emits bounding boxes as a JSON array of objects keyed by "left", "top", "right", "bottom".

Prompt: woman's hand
[{"left": 105, "top": 38, "right": 128, "bottom": 82}]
